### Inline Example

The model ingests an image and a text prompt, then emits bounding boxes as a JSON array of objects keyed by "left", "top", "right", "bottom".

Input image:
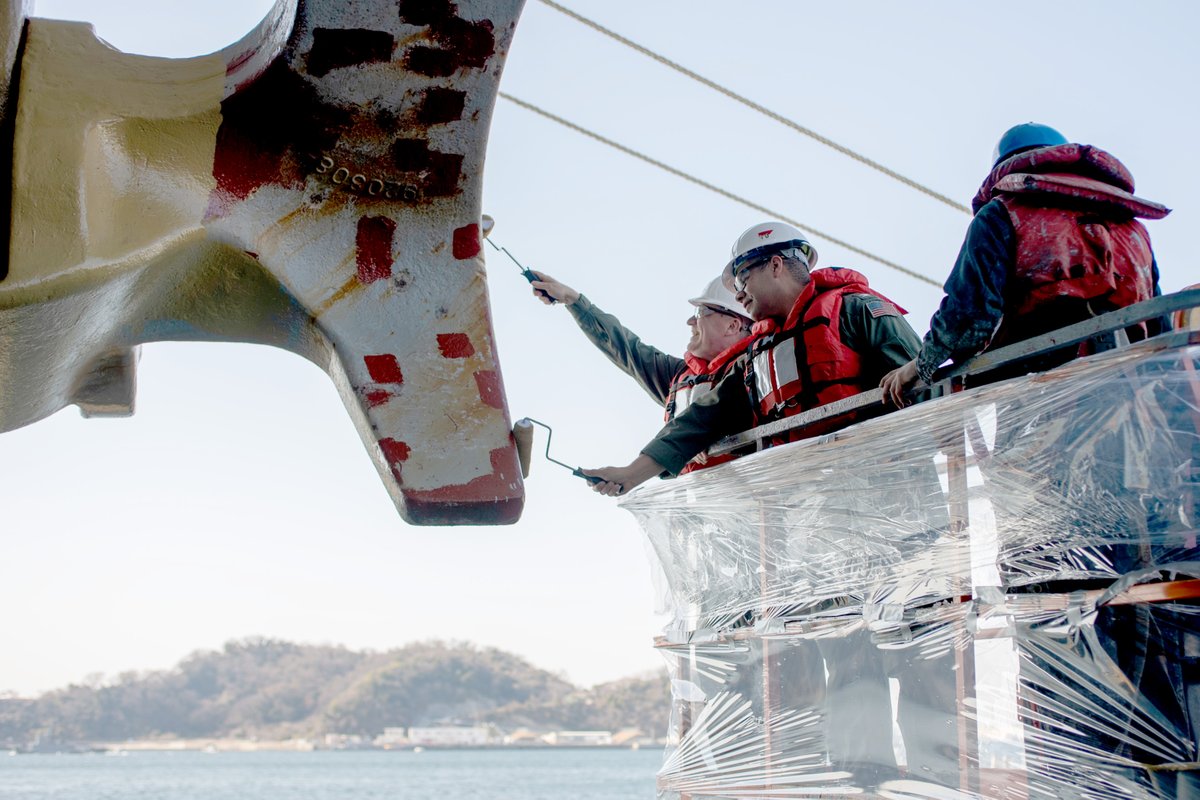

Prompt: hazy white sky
[{"left": 2, "top": 0, "right": 1197, "bottom": 696}]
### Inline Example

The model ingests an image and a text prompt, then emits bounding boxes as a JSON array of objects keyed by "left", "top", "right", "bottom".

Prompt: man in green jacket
[
  {"left": 530, "top": 272, "right": 753, "bottom": 473},
  {"left": 582, "top": 222, "right": 920, "bottom": 494}
]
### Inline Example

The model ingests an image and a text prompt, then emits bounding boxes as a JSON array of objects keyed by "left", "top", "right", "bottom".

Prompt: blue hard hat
[{"left": 992, "top": 123, "right": 1068, "bottom": 166}]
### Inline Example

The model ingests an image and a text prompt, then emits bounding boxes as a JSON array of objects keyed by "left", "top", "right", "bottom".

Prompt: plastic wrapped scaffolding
[{"left": 623, "top": 337, "right": 1200, "bottom": 799}]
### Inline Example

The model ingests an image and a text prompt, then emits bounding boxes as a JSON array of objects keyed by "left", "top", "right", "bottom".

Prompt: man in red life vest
[
  {"left": 529, "top": 272, "right": 753, "bottom": 473},
  {"left": 583, "top": 222, "right": 920, "bottom": 495},
  {"left": 582, "top": 223, "right": 940, "bottom": 787},
  {"left": 880, "top": 122, "right": 1168, "bottom": 405},
  {"left": 880, "top": 125, "right": 1193, "bottom": 790}
]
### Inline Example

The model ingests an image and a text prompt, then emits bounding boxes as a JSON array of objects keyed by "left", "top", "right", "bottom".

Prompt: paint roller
[
  {"left": 511, "top": 417, "right": 606, "bottom": 486},
  {"left": 513, "top": 417, "right": 534, "bottom": 478}
]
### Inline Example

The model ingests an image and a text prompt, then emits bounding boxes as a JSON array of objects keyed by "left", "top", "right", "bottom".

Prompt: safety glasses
[
  {"left": 732, "top": 260, "right": 767, "bottom": 293},
  {"left": 695, "top": 305, "right": 739, "bottom": 320}
]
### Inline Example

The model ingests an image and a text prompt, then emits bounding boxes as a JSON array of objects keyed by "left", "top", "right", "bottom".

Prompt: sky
[{"left": 2, "top": 0, "right": 1197, "bottom": 697}]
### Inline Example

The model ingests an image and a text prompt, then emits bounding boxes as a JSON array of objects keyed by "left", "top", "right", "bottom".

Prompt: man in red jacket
[
  {"left": 880, "top": 124, "right": 1191, "bottom": 792},
  {"left": 880, "top": 122, "right": 1168, "bottom": 405}
]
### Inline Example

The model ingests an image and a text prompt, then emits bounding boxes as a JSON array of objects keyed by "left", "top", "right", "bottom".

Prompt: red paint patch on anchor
[
  {"left": 473, "top": 370, "right": 503, "bottom": 409},
  {"left": 379, "top": 438, "right": 412, "bottom": 479},
  {"left": 401, "top": 443, "right": 524, "bottom": 525},
  {"left": 437, "top": 333, "right": 474, "bottom": 358},
  {"left": 416, "top": 88, "right": 466, "bottom": 125},
  {"left": 209, "top": 61, "right": 351, "bottom": 207},
  {"left": 356, "top": 216, "right": 397, "bottom": 283},
  {"left": 364, "top": 389, "right": 393, "bottom": 408},
  {"left": 364, "top": 354, "right": 404, "bottom": 384},
  {"left": 307, "top": 28, "right": 395, "bottom": 78},
  {"left": 452, "top": 223, "right": 481, "bottom": 259},
  {"left": 391, "top": 139, "right": 463, "bottom": 197},
  {"left": 379, "top": 438, "right": 411, "bottom": 464},
  {"left": 398, "top": 1, "right": 496, "bottom": 75}
]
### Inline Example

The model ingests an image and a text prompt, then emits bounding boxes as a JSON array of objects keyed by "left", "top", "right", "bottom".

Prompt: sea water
[{"left": 0, "top": 748, "right": 663, "bottom": 799}]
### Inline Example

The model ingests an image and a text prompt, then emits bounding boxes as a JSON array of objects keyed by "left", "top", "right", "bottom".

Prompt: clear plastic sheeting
[{"left": 623, "top": 341, "right": 1200, "bottom": 798}]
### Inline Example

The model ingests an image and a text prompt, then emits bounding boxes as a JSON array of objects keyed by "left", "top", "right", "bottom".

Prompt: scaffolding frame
[{"left": 653, "top": 289, "right": 1200, "bottom": 798}]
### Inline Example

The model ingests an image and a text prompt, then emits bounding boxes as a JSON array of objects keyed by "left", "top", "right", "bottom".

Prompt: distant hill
[{"left": 0, "top": 639, "right": 669, "bottom": 745}]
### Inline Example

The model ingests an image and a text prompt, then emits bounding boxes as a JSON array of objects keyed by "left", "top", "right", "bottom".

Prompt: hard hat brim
[
  {"left": 688, "top": 296, "right": 751, "bottom": 321},
  {"left": 724, "top": 239, "right": 817, "bottom": 289}
]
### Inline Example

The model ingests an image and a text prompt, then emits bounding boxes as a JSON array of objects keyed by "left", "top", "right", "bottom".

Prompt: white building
[
  {"left": 407, "top": 726, "right": 491, "bottom": 746},
  {"left": 374, "top": 727, "right": 409, "bottom": 748},
  {"left": 544, "top": 730, "right": 613, "bottom": 746}
]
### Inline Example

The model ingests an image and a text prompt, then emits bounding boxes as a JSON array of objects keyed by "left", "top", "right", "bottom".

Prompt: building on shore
[
  {"left": 543, "top": 731, "right": 613, "bottom": 746},
  {"left": 407, "top": 726, "right": 493, "bottom": 747}
]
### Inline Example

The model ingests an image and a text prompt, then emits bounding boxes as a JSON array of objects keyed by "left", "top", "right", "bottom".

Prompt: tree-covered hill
[{"left": 0, "top": 639, "right": 668, "bottom": 745}]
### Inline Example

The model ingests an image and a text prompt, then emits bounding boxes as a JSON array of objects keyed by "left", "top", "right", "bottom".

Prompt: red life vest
[
  {"left": 974, "top": 144, "right": 1169, "bottom": 347},
  {"left": 666, "top": 335, "right": 752, "bottom": 473},
  {"left": 746, "top": 268, "right": 903, "bottom": 436}
]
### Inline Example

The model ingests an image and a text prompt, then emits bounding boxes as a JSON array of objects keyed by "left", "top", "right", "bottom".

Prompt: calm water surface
[{"left": 0, "top": 748, "right": 663, "bottom": 799}]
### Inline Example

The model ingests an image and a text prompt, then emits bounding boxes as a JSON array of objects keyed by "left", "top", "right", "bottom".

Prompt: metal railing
[{"left": 709, "top": 288, "right": 1200, "bottom": 457}]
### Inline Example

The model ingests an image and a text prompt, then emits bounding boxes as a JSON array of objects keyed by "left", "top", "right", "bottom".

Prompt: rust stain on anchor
[
  {"left": 306, "top": 28, "right": 396, "bottom": 77},
  {"left": 399, "top": 0, "right": 496, "bottom": 76},
  {"left": 208, "top": 0, "right": 499, "bottom": 214},
  {"left": 209, "top": 58, "right": 353, "bottom": 212}
]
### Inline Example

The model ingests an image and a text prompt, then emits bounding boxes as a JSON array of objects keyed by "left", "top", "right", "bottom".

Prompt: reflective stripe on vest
[
  {"left": 671, "top": 379, "right": 715, "bottom": 419},
  {"left": 751, "top": 336, "right": 801, "bottom": 416},
  {"left": 666, "top": 371, "right": 735, "bottom": 474}
]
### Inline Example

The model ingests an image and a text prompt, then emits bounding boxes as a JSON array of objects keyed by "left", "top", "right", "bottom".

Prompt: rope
[
  {"left": 499, "top": 91, "right": 941, "bottom": 289},
  {"left": 536, "top": 0, "right": 971, "bottom": 216}
]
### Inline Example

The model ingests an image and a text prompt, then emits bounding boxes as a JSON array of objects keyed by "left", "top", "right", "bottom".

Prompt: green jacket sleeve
[
  {"left": 640, "top": 354, "right": 754, "bottom": 476},
  {"left": 838, "top": 293, "right": 923, "bottom": 385},
  {"left": 568, "top": 294, "right": 686, "bottom": 406}
]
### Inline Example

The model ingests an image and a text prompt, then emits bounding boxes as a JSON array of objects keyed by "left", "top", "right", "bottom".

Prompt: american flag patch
[{"left": 866, "top": 299, "right": 899, "bottom": 318}]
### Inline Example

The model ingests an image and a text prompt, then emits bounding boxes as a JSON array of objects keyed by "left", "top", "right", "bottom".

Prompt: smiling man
[
  {"left": 579, "top": 222, "right": 935, "bottom": 788},
  {"left": 530, "top": 271, "right": 752, "bottom": 474},
  {"left": 584, "top": 222, "right": 919, "bottom": 495}
]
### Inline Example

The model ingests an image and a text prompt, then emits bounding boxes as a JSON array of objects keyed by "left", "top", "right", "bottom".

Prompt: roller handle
[
  {"left": 482, "top": 234, "right": 555, "bottom": 304},
  {"left": 571, "top": 468, "right": 604, "bottom": 485},
  {"left": 517, "top": 417, "right": 616, "bottom": 490},
  {"left": 574, "top": 468, "right": 621, "bottom": 493}
]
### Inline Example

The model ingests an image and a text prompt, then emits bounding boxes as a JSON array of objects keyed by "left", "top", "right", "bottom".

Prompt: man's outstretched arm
[
  {"left": 530, "top": 271, "right": 684, "bottom": 405},
  {"left": 581, "top": 360, "right": 754, "bottom": 496},
  {"left": 583, "top": 455, "right": 667, "bottom": 497}
]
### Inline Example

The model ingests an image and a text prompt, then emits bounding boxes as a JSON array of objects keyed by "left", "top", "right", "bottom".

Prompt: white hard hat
[
  {"left": 688, "top": 276, "right": 750, "bottom": 320},
  {"left": 723, "top": 222, "right": 818, "bottom": 289}
]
